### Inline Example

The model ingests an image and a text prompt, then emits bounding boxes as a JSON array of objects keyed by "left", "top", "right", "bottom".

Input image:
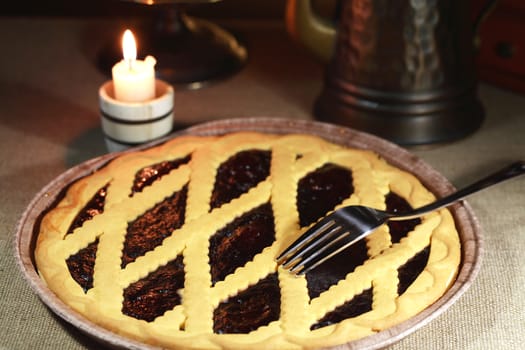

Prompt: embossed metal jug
[{"left": 287, "top": 0, "right": 489, "bottom": 145}]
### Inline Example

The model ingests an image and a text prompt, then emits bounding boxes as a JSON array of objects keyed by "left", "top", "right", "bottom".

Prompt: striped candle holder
[{"left": 99, "top": 80, "right": 174, "bottom": 152}]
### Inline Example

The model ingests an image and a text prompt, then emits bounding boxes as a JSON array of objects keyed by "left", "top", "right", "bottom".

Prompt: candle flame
[{"left": 122, "top": 29, "right": 137, "bottom": 66}]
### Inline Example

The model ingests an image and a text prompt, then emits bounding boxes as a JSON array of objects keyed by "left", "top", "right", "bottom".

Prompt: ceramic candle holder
[{"left": 99, "top": 79, "right": 174, "bottom": 152}]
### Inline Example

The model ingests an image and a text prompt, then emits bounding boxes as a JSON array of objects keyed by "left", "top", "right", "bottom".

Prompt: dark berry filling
[
  {"left": 66, "top": 239, "right": 99, "bottom": 293},
  {"left": 310, "top": 288, "right": 373, "bottom": 330},
  {"left": 131, "top": 156, "right": 191, "bottom": 195},
  {"left": 305, "top": 239, "right": 369, "bottom": 300},
  {"left": 297, "top": 164, "right": 354, "bottom": 227},
  {"left": 121, "top": 186, "right": 187, "bottom": 268},
  {"left": 213, "top": 273, "right": 280, "bottom": 334},
  {"left": 211, "top": 150, "right": 271, "bottom": 209},
  {"left": 397, "top": 246, "right": 431, "bottom": 295},
  {"left": 386, "top": 192, "right": 422, "bottom": 244},
  {"left": 122, "top": 255, "right": 185, "bottom": 322},
  {"left": 65, "top": 185, "right": 108, "bottom": 292},
  {"left": 209, "top": 203, "right": 275, "bottom": 285},
  {"left": 67, "top": 185, "right": 108, "bottom": 234}
]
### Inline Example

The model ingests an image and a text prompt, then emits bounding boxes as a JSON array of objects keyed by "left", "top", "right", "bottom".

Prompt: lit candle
[{"left": 111, "top": 29, "right": 156, "bottom": 102}]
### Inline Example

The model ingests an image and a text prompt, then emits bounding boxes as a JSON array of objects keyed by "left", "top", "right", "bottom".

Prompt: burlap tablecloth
[{"left": 0, "top": 18, "right": 523, "bottom": 350}]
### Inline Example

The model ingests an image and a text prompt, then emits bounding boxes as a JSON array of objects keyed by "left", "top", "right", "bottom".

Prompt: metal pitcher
[{"left": 287, "top": 0, "right": 492, "bottom": 145}]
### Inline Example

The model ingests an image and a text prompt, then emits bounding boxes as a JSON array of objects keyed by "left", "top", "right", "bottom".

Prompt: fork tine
[
  {"left": 276, "top": 218, "right": 336, "bottom": 264},
  {"left": 280, "top": 224, "right": 346, "bottom": 269},
  {"left": 291, "top": 229, "right": 371, "bottom": 275},
  {"left": 289, "top": 229, "right": 351, "bottom": 274}
]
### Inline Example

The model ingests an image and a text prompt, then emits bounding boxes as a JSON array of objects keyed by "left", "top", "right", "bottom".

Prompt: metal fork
[{"left": 277, "top": 161, "right": 525, "bottom": 275}]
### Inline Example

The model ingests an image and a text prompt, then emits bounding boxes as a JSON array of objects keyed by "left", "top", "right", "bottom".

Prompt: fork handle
[{"left": 391, "top": 161, "right": 525, "bottom": 220}]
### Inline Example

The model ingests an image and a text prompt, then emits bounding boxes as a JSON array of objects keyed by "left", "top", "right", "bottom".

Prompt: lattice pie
[{"left": 35, "top": 132, "right": 460, "bottom": 349}]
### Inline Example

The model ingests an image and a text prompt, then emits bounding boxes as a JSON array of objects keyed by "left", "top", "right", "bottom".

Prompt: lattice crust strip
[{"left": 35, "top": 133, "right": 461, "bottom": 350}]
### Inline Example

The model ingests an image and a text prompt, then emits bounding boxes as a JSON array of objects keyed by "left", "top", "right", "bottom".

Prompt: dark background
[
  {"left": 0, "top": 0, "right": 285, "bottom": 18},
  {"left": 1, "top": 0, "right": 523, "bottom": 95}
]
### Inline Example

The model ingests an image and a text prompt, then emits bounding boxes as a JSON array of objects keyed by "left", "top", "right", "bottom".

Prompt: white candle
[{"left": 112, "top": 30, "right": 157, "bottom": 102}]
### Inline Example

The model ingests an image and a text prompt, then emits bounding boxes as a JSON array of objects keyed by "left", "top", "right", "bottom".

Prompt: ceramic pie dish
[{"left": 15, "top": 117, "right": 482, "bottom": 350}]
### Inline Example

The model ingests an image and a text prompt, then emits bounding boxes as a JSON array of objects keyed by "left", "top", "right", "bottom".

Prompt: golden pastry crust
[{"left": 35, "top": 132, "right": 461, "bottom": 350}]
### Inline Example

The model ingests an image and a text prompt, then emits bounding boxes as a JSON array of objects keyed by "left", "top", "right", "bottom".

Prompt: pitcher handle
[
  {"left": 473, "top": 0, "right": 499, "bottom": 50},
  {"left": 287, "top": 0, "right": 499, "bottom": 62},
  {"left": 285, "top": 0, "right": 337, "bottom": 62}
]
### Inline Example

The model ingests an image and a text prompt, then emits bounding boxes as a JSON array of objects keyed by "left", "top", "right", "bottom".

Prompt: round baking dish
[{"left": 15, "top": 117, "right": 482, "bottom": 350}]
